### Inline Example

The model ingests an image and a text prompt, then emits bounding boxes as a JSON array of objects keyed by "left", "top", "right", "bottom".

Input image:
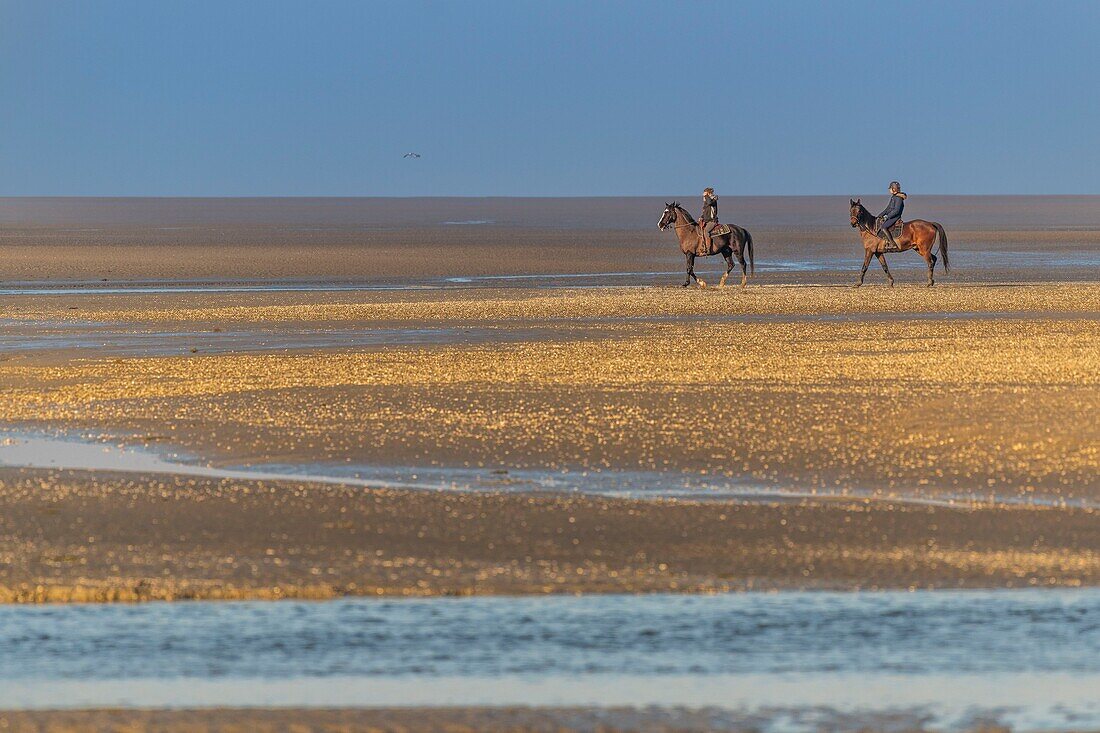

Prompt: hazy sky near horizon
[{"left": 2, "top": 1, "right": 1099, "bottom": 196}]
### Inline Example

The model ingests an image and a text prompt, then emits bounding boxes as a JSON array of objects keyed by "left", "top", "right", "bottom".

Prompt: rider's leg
[{"left": 879, "top": 218, "right": 900, "bottom": 251}]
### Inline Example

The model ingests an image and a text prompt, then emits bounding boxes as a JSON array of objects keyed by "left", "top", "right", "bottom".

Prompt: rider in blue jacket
[{"left": 877, "top": 181, "right": 906, "bottom": 249}]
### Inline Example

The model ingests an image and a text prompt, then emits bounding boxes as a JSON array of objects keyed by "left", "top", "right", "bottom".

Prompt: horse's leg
[
  {"left": 736, "top": 240, "right": 748, "bottom": 287},
  {"left": 719, "top": 246, "right": 734, "bottom": 287},
  {"left": 854, "top": 249, "right": 873, "bottom": 287},
  {"left": 920, "top": 244, "right": 936, "bottom": 287},
  {"left": 685, "top": 252, "right": 706, "bottom": 287},
  {"left": 875, "top": 253, "right": 895, "bottom": 287},
  {"left": 695, "top": 254, "right": 707, "bottom": 289}
]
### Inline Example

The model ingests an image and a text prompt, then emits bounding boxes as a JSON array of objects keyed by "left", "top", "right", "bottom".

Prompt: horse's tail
[
  {"left": 934, "top": 223, "right": 950, "bottom": 273},
  {"left": 744, "top": 228, "right": 755, "bottom": 276}
]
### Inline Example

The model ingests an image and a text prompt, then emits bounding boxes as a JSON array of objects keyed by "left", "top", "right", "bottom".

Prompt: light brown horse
[
  {"left": 658, "top": 202, "right": 754, "bottom": 287},
  {"left": 849, "top": 199, "right": 950, "bottom": 287}
]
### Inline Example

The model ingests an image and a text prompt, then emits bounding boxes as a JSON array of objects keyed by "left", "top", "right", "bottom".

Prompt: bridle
[
  {"left": 662, "top": 206, "right": 698, "bottom": 230},
  {"left": 851, "top": 206, "right": 874, "bottom": 233}
]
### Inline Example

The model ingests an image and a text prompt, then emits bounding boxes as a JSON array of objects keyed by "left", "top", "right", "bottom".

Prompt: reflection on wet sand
[
  {"left": 1, "top": 285, "right": 1094, "bottom": 504},
  {"left": 0, "top": 282, "right": 1095, "bottom": 605}
]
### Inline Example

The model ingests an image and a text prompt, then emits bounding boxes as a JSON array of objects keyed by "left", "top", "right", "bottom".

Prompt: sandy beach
[
  {"left": 10, "top": 1, "right": 1100, "bottom": 726},
  {"left": 3, "top": 468, "right": 1100, "bottom": 602},
  {"left": 0, "top": 280, "right": 1096, "bottom": 600},
  {"left": 0, "top": 198, "right": 1097, "bottom": 731},
  {"left": 2, "top": 283, "right": 1097, "bottom": 496},
  {"left": 2, "top": 196, "right": 1099, "bottom": 283}
]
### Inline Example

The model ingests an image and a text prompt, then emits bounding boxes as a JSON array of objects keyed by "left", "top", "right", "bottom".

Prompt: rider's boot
[{"left": 880, "top": 227, "right": 899, "bottom": 252}]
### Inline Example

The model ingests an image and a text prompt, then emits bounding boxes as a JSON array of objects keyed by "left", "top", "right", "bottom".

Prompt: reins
[
  {"left": 854, "top": 207, "right": 876, "bottom": 233},
  {"left": 670, "top": 206, "right": 699, "bottom": 230}
]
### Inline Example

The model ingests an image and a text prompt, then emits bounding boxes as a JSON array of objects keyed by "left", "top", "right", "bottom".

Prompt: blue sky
[{"left": 2, "top": 1, "right": 1099, "bottom": 196}]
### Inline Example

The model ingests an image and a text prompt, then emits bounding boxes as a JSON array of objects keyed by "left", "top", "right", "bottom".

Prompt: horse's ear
[
  {"left": 849, "top": 198, "right": 855, "bottom": 205},
  {"left": 855, "top": 198, "right": 861, "bottom": 205}
]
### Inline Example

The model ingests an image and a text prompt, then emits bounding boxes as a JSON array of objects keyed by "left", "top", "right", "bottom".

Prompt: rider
[
  {"left": 700, "top": 187, "right": 719, "bottom": 252},
  {"left": 877, "top": 181, "right": 906, "bottom": 250}
]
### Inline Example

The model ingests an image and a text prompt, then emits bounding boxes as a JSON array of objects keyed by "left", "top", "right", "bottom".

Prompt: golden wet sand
[
  {"left": 1, "top": 285, "right": 1096, "bottom": 502},
  {"left": 0, "top": 284, "right": 1096, "bottom": 601},
  {"left": 2, "top": 465, "right": 1100, "bottom": 602}
]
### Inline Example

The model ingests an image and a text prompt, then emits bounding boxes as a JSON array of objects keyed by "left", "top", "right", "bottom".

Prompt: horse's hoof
[
  {"left": 740, "top": 277, "right": 748, "bottom": 287},
  {"left": 698, "top": 280, "right": 707, "bottom": 289},
  {"left": 681, "top": 282, "right": 689, "bottom": 288},
  {"left": 853, "top": 283, "right": 862, "bottom": 289}
]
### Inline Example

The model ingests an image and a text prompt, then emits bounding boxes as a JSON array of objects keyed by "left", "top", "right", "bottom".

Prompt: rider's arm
[{"left": 879, "top": 196, "right": 900, "bottom": 219}]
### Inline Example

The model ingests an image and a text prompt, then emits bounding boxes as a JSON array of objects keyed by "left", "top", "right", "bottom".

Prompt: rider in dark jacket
[
  {"left": 700, "top": 187, "right": 718, "bottom": 252},
  {"left": 877, "top": 181, "right": 906, "bottom": 250}
]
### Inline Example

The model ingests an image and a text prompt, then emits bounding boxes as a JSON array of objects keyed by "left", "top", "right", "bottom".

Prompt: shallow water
[
  {"left": 0, "top": 247, "right": 1097, "bottom": 296},
  {"left": 2, "top": 590, "right": 1100, "bottom": 730},
  {"left": 0, "top": 431, "right": 1083, "bottom": 507},
  {"left": 0, "top": 323, "right": 548, "bottom": 356},
  {"left": 0, "top": 307, "right": 1094, "bottom": 359}
]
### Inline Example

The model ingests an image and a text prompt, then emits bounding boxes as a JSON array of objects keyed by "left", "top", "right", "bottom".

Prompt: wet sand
[
  {"left": 0, "top": 707, "right": 1066, "bottom": 733},
  {"left": 0, "top": 290, "right": 1096, "bottom": 600},
  {"left": 2, "top": 195, "right": 1099, "bottom": 284},
  {"left": 1, "top": 285, "right": 1095, "bottom": 505},
  {"left": 0, "top": 199, "right": 1097, "bottom": 731},
  {"left": 2, "top": 466, "right": 1099, "bottom": 602},
  {"left": 0, "top": 198, "right": 1096, "bottom": 601}
]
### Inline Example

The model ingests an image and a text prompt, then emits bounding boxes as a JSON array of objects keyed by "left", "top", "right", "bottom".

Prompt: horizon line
[{"left": 3, "top": 193, "right": 1100, "bottom": 200}]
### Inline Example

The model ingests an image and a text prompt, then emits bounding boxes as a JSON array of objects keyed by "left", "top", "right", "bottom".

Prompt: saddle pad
[{"left": 711, "top": 223, "right": 732, "bottom": 236}]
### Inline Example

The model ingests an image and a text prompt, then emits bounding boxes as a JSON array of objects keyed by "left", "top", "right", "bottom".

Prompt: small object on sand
[{"left": 403, "top": 153, "right": 421, "bottom": 158}]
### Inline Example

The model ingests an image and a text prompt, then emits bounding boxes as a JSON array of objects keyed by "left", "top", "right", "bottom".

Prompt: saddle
[
  {"left": 876, "top": 220, "right": 904, "bottom": 252},
  {"left": 697, "top": 223, "right": 731, "bottom": 255},
  {"left": 878, "top": 219, "right": 904, "bottom": 239}
]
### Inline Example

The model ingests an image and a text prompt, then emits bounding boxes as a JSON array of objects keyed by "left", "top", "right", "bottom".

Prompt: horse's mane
[
  {"left": 671, "top": 202, "right": 697, "bottom": 225},
  {"left": 852, "top": 201, "right": 875, "bottom": 231}
]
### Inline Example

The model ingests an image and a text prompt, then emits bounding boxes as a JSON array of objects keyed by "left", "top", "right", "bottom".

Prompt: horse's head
[
  {"left": 849, "top": 198, "right": 863, "bottom": 228},
  {"left": 655, "top": 202, "right": 673, "bottom": 228},
  {"left": 658, "top": 202, "right": 685, "bottom": 230}
]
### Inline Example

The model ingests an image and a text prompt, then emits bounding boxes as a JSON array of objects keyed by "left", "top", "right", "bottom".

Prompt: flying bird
[{"left": 403, "top": 153, "right": 421, "bottom": 158}]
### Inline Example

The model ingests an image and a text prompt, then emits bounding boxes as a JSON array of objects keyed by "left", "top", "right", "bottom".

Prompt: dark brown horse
[
  {"left": 658, "top": 202, "right": 755, "bottom": 287},
  {"left": 849, "top": 199, "right": 950, "bottom": 287}
]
